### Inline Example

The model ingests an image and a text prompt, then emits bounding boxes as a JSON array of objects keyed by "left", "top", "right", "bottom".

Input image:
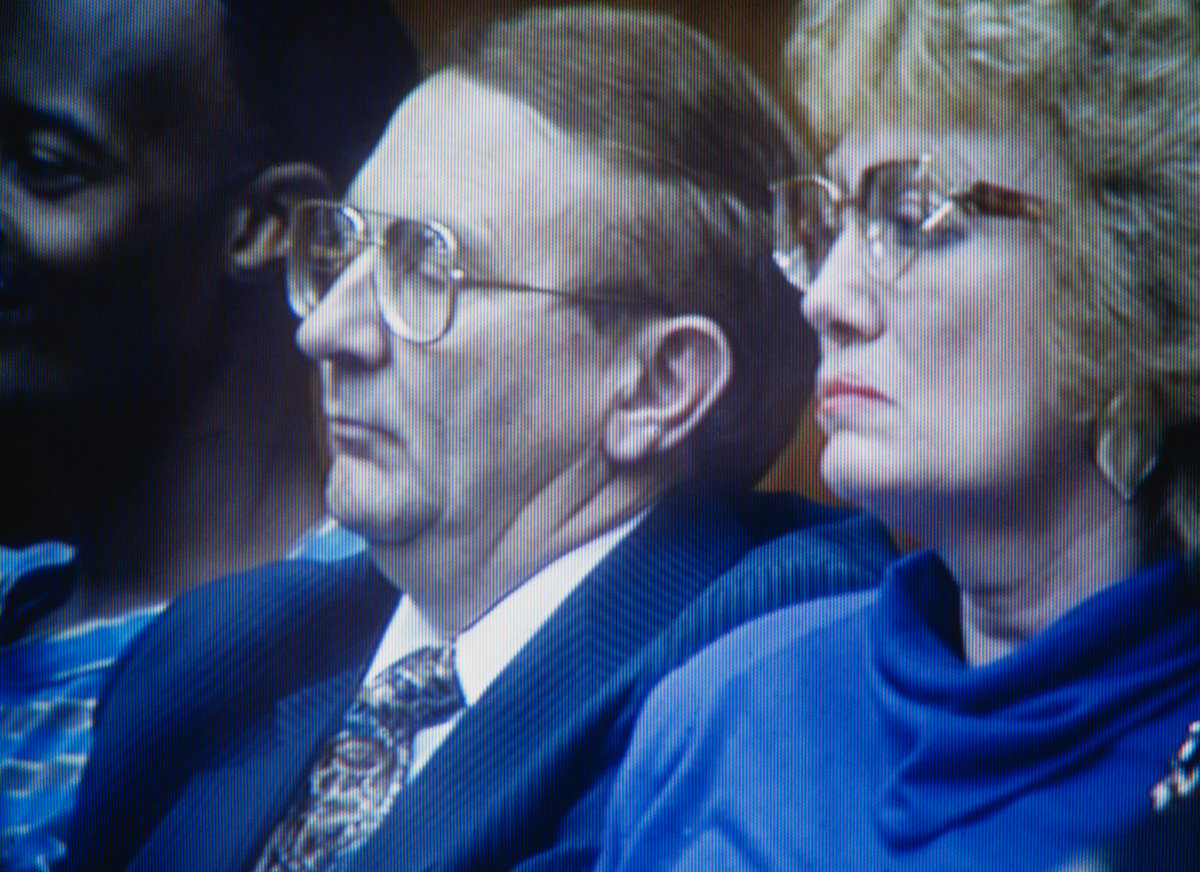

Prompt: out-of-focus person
[
  {"left": 0, "top": 1, "right": 418, "bottom": 868},
  {"left": 594, "top": 0, "right": 1200, "bottom": 869},
  {"left": 58, "top": 7, "right": 895, "bottom": 872}
]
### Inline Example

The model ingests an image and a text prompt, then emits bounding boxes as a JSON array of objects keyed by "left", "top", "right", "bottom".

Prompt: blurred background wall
[{"left": 397, "top": 0, "right": 833, "bottom": 502}]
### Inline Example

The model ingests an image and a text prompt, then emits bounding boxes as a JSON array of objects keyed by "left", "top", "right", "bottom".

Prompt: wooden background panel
[{"left": 395, "top": 1, "right": 832, "bottom": 501}]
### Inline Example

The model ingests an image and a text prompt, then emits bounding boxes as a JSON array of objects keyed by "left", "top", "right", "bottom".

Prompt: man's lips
[
  {"left": 0, "top": 263, "right": 35, "bottom": 312},
  {"left": 817, "top": 377, "right": 892, "bottom": 406},
  {"left": 0, "top": 290, "right": 41, "bottom": 331},
  {"left": 325, "top": 416, "right": 389, "bottom": 456}
]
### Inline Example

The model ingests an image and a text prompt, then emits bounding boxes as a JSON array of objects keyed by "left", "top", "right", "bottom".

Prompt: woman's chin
[
  {"left": 821, "top": 437, "right": 899, "bottom": 506},
  {"left": 819, "top": 444, "right": 928, "bottom": 539}
]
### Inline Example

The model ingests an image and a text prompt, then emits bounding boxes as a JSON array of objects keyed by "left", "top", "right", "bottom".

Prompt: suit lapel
[
  {"left": 120, "top": 555, "right": 398, "bottom": 872},
  {"left": 129, "top": 665, "right": 366, "bottom": 872},
  {"left": 351, "top": 487, "right": 755, "bottom": 872}
]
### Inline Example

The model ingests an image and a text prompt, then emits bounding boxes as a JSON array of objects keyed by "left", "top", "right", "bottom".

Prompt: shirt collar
[
  {"left": 455, "top": 510, "right": 647, "bottom": 704},
  {"left": 364, "top": 510, "right": 648, "bottom": 705}
]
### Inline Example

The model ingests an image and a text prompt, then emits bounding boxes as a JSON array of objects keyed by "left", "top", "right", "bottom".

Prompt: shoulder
[
  {"left": 615, "top": 496, "right": 890, "bottom": 698},
  {"left": 115, "top": 553, "right": 379, "bottom": 673},
  {"left": 596, "top": 591, "right": 876, "bottom": 870},
  {"left": 96, "top": 552, "right": 391, "bottom": 748},
  {"left": 696, "top": 501, "right": 894, "bottom": 625},
  {"left": 72, "top": 555, "right": 396, "bottom": 867},
  {"left": 637, "top": 591, "right": 875, "bottom": 784},
  {"left": 729, "top": 500, "right": 897, "bottom": 588},
  {"left": 647, "top": 588, "right": 877, "bottom": 737}
]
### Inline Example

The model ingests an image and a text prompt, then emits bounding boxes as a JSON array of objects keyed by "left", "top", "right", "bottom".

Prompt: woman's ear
[
  {"left": 1095, "top": 387, "right": 1163, "bottom": 501},
  {"left": 603, "top": 315, "right": 733, "bottom": 467},
  {"left": 225, "top": 162, "right": 332, "bottom": 275}
]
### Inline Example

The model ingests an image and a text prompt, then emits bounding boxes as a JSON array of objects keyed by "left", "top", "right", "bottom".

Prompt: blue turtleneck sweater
[{"left": 598, "top": 551, "right": 1200, "bottom": 871}]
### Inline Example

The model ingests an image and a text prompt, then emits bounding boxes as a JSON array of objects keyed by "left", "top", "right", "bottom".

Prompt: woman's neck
[{"left": 934, "top": 462, "right": 1141, "bottom": 667}]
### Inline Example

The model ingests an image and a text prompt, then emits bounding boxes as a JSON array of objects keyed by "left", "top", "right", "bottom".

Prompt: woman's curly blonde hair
[{"left": 785, "top": 0, "right": 1200, "bottom": 554}]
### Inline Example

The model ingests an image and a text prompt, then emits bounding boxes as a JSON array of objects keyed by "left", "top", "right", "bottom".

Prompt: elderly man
[
  {"left": 0, "top": 0, "right": 416, "bottom": 868},
  {"left": 62, "top": 7, "right": 895, "bottom": 872}
]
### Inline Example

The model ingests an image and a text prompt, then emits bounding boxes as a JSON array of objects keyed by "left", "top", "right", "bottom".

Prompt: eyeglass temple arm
[
  {"left": 953, "top": 181, "right": 1045, "bottom": 221},
  {"left": 453, "top": 275, "right": 672, "bottom": 313}
]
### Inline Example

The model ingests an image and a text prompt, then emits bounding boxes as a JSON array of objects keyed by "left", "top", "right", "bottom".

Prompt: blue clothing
[
  {"left": 0, "top": 606, "right": 162, "bottom": 872},
  {"left": 287, "top": 517, "right": 367, "bottom": 563},
  {"left": 0, "top": 524, "right": 356, "bottom": 872},
  {"left": 0, "top": 543, "right": 74, "bottom": 596},
  {"left": 0, "top": 541, "right": 163, "bottom": 872},
  {"left": 599, "top": 550, "right": 1200, "bottom": 872},
  {"left": 60, "top": 489, "right": 896, "bottom": 872}
]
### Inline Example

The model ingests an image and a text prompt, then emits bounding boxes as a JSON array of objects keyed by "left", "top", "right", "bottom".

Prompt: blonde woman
[{"left": 594, "top": 0, "right": 1200, "bottom": 868}]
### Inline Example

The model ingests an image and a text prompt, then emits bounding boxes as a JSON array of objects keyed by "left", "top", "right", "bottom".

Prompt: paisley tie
[{"left": 253, "top": 644, "right": 464, "bottom": 872}]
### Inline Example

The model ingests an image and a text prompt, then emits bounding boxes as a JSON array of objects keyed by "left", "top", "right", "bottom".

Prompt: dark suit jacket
[{"left": 61, "top": 486, "right": 895, "bottom": 872}]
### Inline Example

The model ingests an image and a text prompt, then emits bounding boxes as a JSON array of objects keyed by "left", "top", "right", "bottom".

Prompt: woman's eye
[
  {"left": 882, "top": 190, "right": 928, "bottom": 247},
  {"left": 886, "top": 212, "right": 924, "bottom": 249},
  {"left": 887, "top": 191, "right": 965, "bottom": 250}
]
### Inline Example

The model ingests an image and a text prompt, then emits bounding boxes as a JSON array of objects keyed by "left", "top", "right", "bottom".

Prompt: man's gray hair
[{"left": 444, "top": 4, "right": 817, "bottom": 488}]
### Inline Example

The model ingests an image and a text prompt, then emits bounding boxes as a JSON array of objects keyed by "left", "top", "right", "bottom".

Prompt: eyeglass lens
[
  {"left": 287, "top": 203, "right": 365, "bottom": 319},
  {"left": 378, "top": 220, "right": 455, "bottom": 341},
  {"left": 288, "top": 203, "right": 458, "bottom": 342},
  {"left": 773, "top": 158, "right": 947, "bottom": 289}
]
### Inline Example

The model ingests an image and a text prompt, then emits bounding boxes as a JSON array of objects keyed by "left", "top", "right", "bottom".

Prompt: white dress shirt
[{"left": 362, "top": 511, "right": 647, "bottom": 781}]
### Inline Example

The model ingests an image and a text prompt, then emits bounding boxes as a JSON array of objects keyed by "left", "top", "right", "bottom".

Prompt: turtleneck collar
[{"left": 869, "top": 549, "right": 1200, "bottom": 847}]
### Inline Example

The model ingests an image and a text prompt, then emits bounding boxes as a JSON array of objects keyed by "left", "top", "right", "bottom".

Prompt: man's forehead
[
  {"left": 1, "top": 0, "right": 219, "bottom": 137},
  {"left": 348, "top": 71, "right": 601, "bottom": 241},
  {"left": 352, "top": 75, "right": 556, "bottom": 191}
]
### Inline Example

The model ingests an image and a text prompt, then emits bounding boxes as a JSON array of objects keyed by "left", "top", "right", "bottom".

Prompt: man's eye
[
  {"left": 415, "top": 257, "right": 449, "bottom": 285},
  {"left": 8, "top": 141, "right": 92, "bottom": 198}
]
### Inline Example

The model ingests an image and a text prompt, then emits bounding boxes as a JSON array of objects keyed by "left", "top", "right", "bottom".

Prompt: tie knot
[{"left": 358, "top": 643, "right": 465, "bottom": 734}]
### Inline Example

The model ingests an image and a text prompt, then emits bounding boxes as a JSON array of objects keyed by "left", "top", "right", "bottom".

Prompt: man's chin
[
  {"left": 324, "top": 463, "right": 440, "bottom": 547},
  {"left": 0, "top": 362, "right": 84, "bottom": 429},
  {"left": 326, "top": 492, "right": 437, "bottom": 549},
  {"left": 338, "top": 516, "right": 428, "bottom": 548}
]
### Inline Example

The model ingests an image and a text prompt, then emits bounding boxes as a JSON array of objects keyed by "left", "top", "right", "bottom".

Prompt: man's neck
[
  {"left": 36, "top": 304, "right": 326, "bottom": 634},
  {"left": 372, "top": 472, "right": 665, "bottom": 640}
]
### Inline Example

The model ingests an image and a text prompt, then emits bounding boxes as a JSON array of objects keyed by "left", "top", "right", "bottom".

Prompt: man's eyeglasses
[
  {"left": 287, "top": 200, "right": 656, "bottom": 344},
  {"left": 770, "top": 152, "right": 1044, "bottom": 290}
]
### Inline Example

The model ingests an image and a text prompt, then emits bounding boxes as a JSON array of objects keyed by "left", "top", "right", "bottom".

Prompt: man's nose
[
  {"left": 294, "top": 248, "right": 390, "bottom": 368},
  {"left": 800, "top": 231, "right": 884, "bottom": 347}
]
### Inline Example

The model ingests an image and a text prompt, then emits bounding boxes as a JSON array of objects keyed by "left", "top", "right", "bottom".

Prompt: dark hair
[
  {"left": 444, "top": 5, "right": 816, "bottom": 488},
  {"left": 218, "top": 0, "right": 421, "bottom": 188}
]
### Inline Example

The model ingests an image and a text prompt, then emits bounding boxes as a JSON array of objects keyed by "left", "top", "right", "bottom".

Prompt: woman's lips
[{"left": 817, "top": 377, "right": 893, "bottom": 408}]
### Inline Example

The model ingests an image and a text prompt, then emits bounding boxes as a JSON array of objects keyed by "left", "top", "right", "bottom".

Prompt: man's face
[
  {"left": 0, "top": 0, "right": 234, "bottom": 423},
  {"left": 296, "top": 70, "right": 616, "bottom": 572}
]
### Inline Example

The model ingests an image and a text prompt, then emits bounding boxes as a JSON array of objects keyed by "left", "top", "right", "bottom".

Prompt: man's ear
[
  {"left": 603, "top": 315, "right": 733, "bottom": 467},
  {"left": 224, "top": 162, "right": 332, "bottom": 275}
]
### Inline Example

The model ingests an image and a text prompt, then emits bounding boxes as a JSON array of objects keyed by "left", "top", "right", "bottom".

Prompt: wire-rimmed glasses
[
  {"left": 287, "top": 200, "right": 653, "bottom": 344},
  {"left": 770, "top": 152, "right": 1045, "bottom": 291}
]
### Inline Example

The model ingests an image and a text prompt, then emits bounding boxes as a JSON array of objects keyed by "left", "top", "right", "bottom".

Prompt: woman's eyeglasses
[{"left": 770, "top": 152, "right": 1044, "bottom": 290}]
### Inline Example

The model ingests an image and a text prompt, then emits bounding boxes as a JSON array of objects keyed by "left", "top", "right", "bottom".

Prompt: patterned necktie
[{"left": 254, "top": 644, "right": 465, "bottom": 872}]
